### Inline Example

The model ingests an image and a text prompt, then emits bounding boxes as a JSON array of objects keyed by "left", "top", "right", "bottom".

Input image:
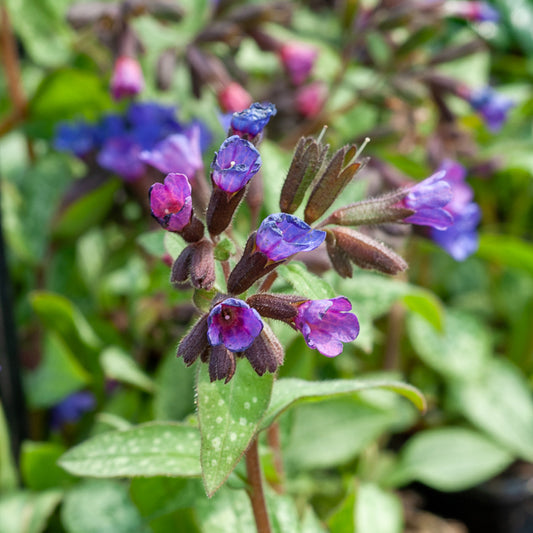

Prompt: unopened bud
[
  {"left": 327, "top": 227, "right": 408, "bottom": 276},
  {"left": 305, "top": 144, "right": 367, "bottom": 224},
  {"left": 280, "top": 136, "right": 328, "bottom": 214},
  {"left": 243, "top": 323, "right": 284, "bottom": 376},
  {"left": 177, "top": 314, "right": 209, "bottom": 366},
  {"left": 209, "top": 344, "right": 236, "bottom": 383},
  {"left": 171, "top": 239, "right": 216, "bottom": 290},
  {"left": 247, "top": 293, "right": 304, "bottom": 321},
  {"left": 206, "top": 187, "right": 246, "bottom": 236}
]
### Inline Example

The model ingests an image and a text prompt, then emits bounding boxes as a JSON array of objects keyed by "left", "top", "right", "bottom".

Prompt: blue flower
[
  {"left": 231, "top": 103, "right": 277, "bottom": 137},
  {"left": 54, "top": 121, "right": 97, "bottom": 157},
  {"left": 255, "top": 213, "right": 326, "bottom": 262},
  {"left": 429, "top": 160, "right": 481, "bottom": 261},
  {"left": 400, "top": 170, "right": 454, "bottom": 230},
  {"left": 211, "top": 135, "right": 262, "bottom": 193},
  {"left": 97, "top": 135, "right": 146, "bottom": 181},
  {"left": 467, "top": 87, "right": 514, "bottom": 132},
  {"left": 50, "top": 391, "right": 95, "bottom": 430}
]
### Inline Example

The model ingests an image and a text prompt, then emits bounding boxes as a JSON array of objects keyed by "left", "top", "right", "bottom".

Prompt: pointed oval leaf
[
  {"left": 197, "top": 359, "right": 274, "bottom": 496},
  {"left": 392, "top": 428, "right": 513, "bottom": 492},
  {"left": 100, "top": 347, "right": 156, "bottom": 393},
  {"left": 58, "top": 422, "right": 201, "bottom": 478},
  {"left": 261, "top": 378, "right": 425, "bottom": 429}
]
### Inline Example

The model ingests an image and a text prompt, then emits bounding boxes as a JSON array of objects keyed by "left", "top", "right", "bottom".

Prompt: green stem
[{"left": 245, "top": 436, "right": 272, "bottom": 533}]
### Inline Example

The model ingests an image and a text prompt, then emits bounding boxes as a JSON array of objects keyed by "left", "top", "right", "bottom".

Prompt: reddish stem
[{"left": 245, "top": 436, "right": 272, "bottom": 533}]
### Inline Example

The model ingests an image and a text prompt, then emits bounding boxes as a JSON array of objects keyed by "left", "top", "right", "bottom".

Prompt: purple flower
[
  {"left": 467, "top": 87, "right": 514, "bottom": 132},
  {"left": 294, "top": 297, "right": 359, "bottom": 357},
  {"left": 127, "top": 102, "right": 182, "bottom": 147},
  {"left": 279, "top": 42, "right": 318, "bottom": 85},
  {"left": 444, "top": 1, "right": 500, "bottom": 22},
  {"left": 54, "top": 121, "right": 97, "bottom": 157},
  {"left": 97, "top": 135, "right": 146, "bottom": 181},
  {"left": 400, "top": 170, "right": 454, "bottom": 229},
  {"left": 150, "top": 173, "right": 193, "bottom": 231},
  {"left": 140, "top": 125, "right": 204, "bottom": 177},
  {"left": 429, "top": 160, "right": 481, "bottom": 261},
  {"left": 110, "top": 56, "right": 145, "bottom": 101},
  {"left": 255, "top": 213, "right": 326, "bottom": 262},
  {"left": 211, "top": 135, "right": 261, "bottom": 193},
  {"left": 50, "top": 391, "right": 95, "bottom": 430},
  {"left": 95, "top": 114, "right": 127, "bottom": 145},
  {"left": 207, "top": 298, "right": 263, "bottom": 352},
  {"left": 230, "top": 103, "right": 277, "bottom": 137}
]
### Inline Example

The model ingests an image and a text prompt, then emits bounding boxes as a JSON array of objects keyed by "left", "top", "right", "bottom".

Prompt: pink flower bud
[
  {"left": 218, "top": 82, "right": 253, "bottom": 112},
  {"left": 110, "top": 56, "right": 144, "bottom": 101}
]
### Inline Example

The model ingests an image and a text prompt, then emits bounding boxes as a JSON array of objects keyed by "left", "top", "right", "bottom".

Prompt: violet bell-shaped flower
[
  {"left": 207, "top": 298, "right": 264, "bottom": 352},
  {"left": 230, "top": 102, "right": 277, "bottom": 139},
  {"left": 429, "top": 160, "right": 481, "bottom": 261},
  {"left": 294, "top": 297, "right": 359, "bottom": 357},
  {"left": 255, "top": 213, "right": 326, "bottom": 262},
  {"left": 149, "top": 173, "right": 193, "bottom": 232},
  {"left": 50, "top": 391, "right": 96, "bottom": 430},
  {"left": 140, "top": 125, "right": 204, "bottom": 177},
  {"left": 54, "top": 121, "right": 97, "bottom": 157},
  {"left": 465, "top": 86, "right": 514, "bottom": 132},
  {"left": 399, "top": 170, "right": 454, "bottom": 230},
  {"left": 110, "top": 56, "right": 145, "bottom": 101},
  {"left": 211, "top": 135, "right": 262, "bottom": 193},
  {"left": 97, "top": 135, "right": 146, "bottom": 181},
  {"left": 279, "top": 42, "right": 318, "bottom": 85}
]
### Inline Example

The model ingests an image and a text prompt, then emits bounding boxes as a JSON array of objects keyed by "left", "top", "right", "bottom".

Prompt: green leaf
[
  {"left": 328, "top": 490, "right": 356, "bottom": 533},
  {"left": 477, "top": 233, "right": 533, "bottom": 277},
  {"left": 494, "top": 0, "right": 533, "bottom": 54},
  {"left": 277, "top": 262, "right": 336, "bottom": 300},
  {"left": 402, "top": 291, "right": 444, "bottom": 332},
  {"left": 21, "top": 442, "right": 75, "bottom": 491},
  {"left": 407, "top": 309, "right": 490, "bottom": 381},
  {"left": 52, "top": 178, "right": 121, "bottom": 239},
  {"left": 5, "top": 0, "right": 72, "bottom": 68},
  {"left": 24, "top": 332, "right": 90, "bottom": 408},
  {"left": 130, "top": 477, "right": 205, "bottom": 522},
  {"left": 0, "top": 402, "right": 18, "bottom": 492},
  {"left": 195, "top": 485, "right": 256, "bottom": 533},
  {"left": 77, "top": 229, "right": 106, "bottom": 288},
  {"left": 355, "top": 483, "right": 402, "bottom": 533},
  {"left": 452, "top": 359, "right": 533, "bottom": 461},
  {"left": 61, "top": 480, "right": 149, "bottom": 533},
  {"left": 136, "top": 230, "right": 167, "bottom": 257},
  {"left": 153, "top": 350, "right": 195, "bottom": 421},
  {"left": 100, "top": 347, "right": 155, "bottom": 393},
  {"left": 164, "top": 232, "right": 187, "bottom": 260},
  {"left": 391, "top": 428, "right": 513, "bottom": 491},
  {"left": 58, "top": 423, "right": 201, "bottom": 478},
  {"left": 30, "top": 291, "right": 101, "bottom": 352},
  {"left": 0, "top": 490, "right": 62, "bottom": 533},
  {"left": 196, "top": 359, "right": 274, "bottom": 496},
  {"left": 284, "top": 397, "right": 399, "bottom": 470},
  {"left": 213, "top": 238, "right": 235, "bottom": 261},
  {"left": 262, "top": 377, "right": 425, "bottom": 429}
]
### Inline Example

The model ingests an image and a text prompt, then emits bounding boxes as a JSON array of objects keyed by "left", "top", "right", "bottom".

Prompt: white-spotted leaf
[{"left": 197, "top": 359, "right": 274, "bottom": 497}]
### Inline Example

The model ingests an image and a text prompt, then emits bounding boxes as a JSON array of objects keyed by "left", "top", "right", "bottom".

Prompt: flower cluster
[
  {"left": 147, "top": 101, "right": 483, "bottom": 383},
  {"left": 54, "top": 102, "right": 211, "bottom": 182}
]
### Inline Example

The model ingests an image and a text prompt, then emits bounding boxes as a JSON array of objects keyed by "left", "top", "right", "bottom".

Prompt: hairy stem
[{"left": 245, "top": 436, "right": 272, "bottom": 533}]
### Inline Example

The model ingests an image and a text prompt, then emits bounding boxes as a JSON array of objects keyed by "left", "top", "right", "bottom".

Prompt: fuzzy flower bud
[
  {"left": 296, "top": 82, "right": 327, "bottom": 118},
  {"left": 149, "top": 173, "right": 193, "bottom": 232},
  {"left": 279, "top": 42, "right": 318, "bottom": 85},
  {"left": 110, "top": 56, "right": 145, "bottom": 101},
  {"left": 294, "top": 297, "right": 359, "bottom": 357},
  {"left": 230, "top": 102, "right": 277, "bottom": 139}
]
